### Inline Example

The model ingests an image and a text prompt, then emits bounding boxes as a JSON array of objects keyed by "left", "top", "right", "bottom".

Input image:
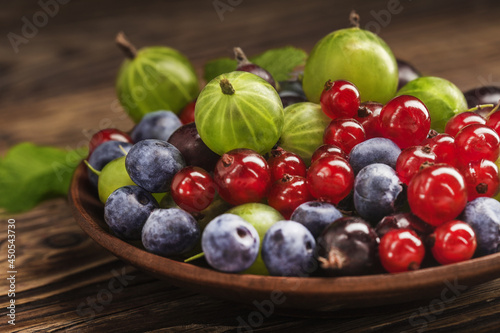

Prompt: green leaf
[
  {"left": 0, "top": 143, "right": 88, "bottom": 213},
  {"left": 203, "top": 46, "right": 307, "bottom": 83}
]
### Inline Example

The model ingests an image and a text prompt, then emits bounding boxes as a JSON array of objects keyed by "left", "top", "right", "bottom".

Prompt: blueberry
[
  {"left": 104, "top": 185, "right": 159, "bottom": 240},
  {"left": 125, "top": 139, "right": 185, "bottom": 193},
  {"left": 460, "top": 197, "right": 500, "bottom": 256},
  {"left": 130, "top": 110, "right": 182, "bottom": 142},
  {"left": 354, "top": 163, "right": 404, "bottom": 224},
  {"left": 201, "top": 214, "right": 260, "bottom": 273},
  {"left": 142, "top": 208, "right": 200, "bottom": 257},
  {"left": 349, "top": 137, "right": 401, "bottom": 174},
  {"left": 87, "top": 140, "right": 132, "bottom": 186},
  {"left": 261, "top": 221, "right": 316, "bottom": 277},
  {"left": 290, "top": 201, "right": 343, "bottom": 238}
]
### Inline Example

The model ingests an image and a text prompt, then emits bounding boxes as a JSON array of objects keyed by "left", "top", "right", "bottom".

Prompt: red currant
[
  {"left": 455, "top": 123, "right": 500, "bottom": 164},
  {"left": 323, "top": 118, "right": 365, "bottom": 154},
  {"left": 179, "top": 100, "right": 196, "bottom": 124},
  {"left": 171, "top": 166, "right": 216, "bottom": 213},
  {"left": 422, "top": 133, "right": 458, "bottom": 167},
  {"left": 354, "top": 101, "right": 383, "bottom": 139},
  {"left": 408, "top": 164, "right": 467, "bottom": 227},
  {"left": 396, "top": 145, "right": 437, "bottom": 185},
  {"left": 431, "top": 220, "right": 477, "bottom": 265},
  {"left": 267, "top": 175, "right": 313, "bottom": 219},
  {"left": 311, "top": 144, "right": 348, "bottom": 164},
  {"left": 486, "top": 110, "right": 500, "bottom": 137},
  {"left": 444, "top": 111, "right": 486, "bottom": 137},
  {"left": 459, "top": 159, "right": 500, "bottom": 200},
  {"left": 88, "top": 128, "right": 133, "bottom": 157},
  {"left": 379, "top": 229, "right": 425, "bottom": 273},
  {"left": 267, "top": 147, "right": 307, "bottom": 183},
  {"left": 306, "top": 156, "right": 354, "bottom": 205},
  {"left": 213, "top": 149, "right": 271, "bottom": 206},
  {"left": 320, "top": 80, "right": 360, "bottom": 120},
  {"left": 379, "top": 95, "right": 431, "bottom": 149}
]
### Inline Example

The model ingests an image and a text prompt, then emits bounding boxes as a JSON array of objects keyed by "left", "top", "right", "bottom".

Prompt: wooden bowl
[{"left": 69, "top": 162, "right": 500, "bottom": 311}]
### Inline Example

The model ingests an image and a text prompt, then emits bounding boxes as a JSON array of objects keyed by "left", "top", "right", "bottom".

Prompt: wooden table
[{"left": 2, "top": 0, "right": 500, "bottom": 331}]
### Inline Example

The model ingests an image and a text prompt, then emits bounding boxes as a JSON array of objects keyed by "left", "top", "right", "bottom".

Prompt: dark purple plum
[
  {"left": 349, "top": 137, "right": 401, "bottom": 174},
  {"left": 125, "top": 139, "right": 185, "bottom": 193},
  {"left": 463, "top": 86, "right": 500, "bottom": 109},
  {"left": 375, "top": 212, "right": 434, "bottom": 238},
  {"left": 168, "top": 122, "right": 220, "bottom": 171},
  {"left": 290, "top": 201, "right": 343, "bottom": 238},
  {"left": 130, "top": 110, "right": 182, "bottom": 142},
  {"left": 201, "top": 214, "right": 260, "bottom": 273},
  {"left": 317, "top": 217, "right": 379, "bottom": 276},
  {"left": 142, "top": 208, "right": 200, "bottom": 257},
  {"left": 234, "top": 47, "right": 276, "bottom": 89},
  {"left": 104, "top": 185, "right": 159, "bottom": 240},
  {"left": 261, "top": 221, "right": 316, "bottom": 276},
  {"left": 460, "top": 197, "right": 500, "bottom": 257},
  {"left": 397, "top": 59, "right": 421, "bottom": 90},
  {"left": 87, "top": 140, "right": 132, "bottom": 186}
]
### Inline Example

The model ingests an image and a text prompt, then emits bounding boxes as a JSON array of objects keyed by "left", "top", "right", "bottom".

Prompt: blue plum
[
  {"left": 290, "top": 201, "right": 343, "bottom": 238},
  {"left": 130, "top": 110, "right": 182, "bottom": 142},
  {"left": 349, "top": 137, "right": 401, "bottom": 174},
  {"left": 201, "top": 214, "right": 260, "bottom": 273},
  {"left": 261, "top": 221, "right": 316, "bottom": 277},
  {"left": 125, "top": 139, "right": 185, "bottom": 193},
  {"left": 354, "top": 163, "right": 404, "bottom": 224},
  {"left": 460, "top": 197, "right": 500, "bottom": 256},
  {"left": 142, "top": 208, "right": 200, "bottom": 257},
  {"left": 104, "top": 185, "right": 159, "bottom": 240},
  {"left": 87, "top": 140, "right": 132, "bottom": 186}
]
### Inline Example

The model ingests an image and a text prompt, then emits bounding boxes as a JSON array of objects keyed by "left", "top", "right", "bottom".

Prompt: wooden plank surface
[{"left": 2, "top": 0, "right": 500, "bottom": 331}]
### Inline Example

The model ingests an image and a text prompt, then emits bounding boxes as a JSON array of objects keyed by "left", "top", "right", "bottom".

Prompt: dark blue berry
[
  {"left": 290, "top": 201, "right": 343, "bottom": 238},
  {"left": 130, "top": 110, "right": 182, "bottom": 142},
  {"left": 349, "top": 137, "right": 401, "bottom": 174},
  {"left": 87, "top": 140, "right": 132, "bottom": 186}
]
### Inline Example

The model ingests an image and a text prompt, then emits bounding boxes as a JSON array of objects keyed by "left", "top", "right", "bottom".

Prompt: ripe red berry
[
  {"left": 379, "top": 229, "right": 425, "bottom": 273},
  {"left": 320, "top": 80, "right": 360, "bottom": 120},
  {"left": 459, "top": 159, "right": 500, "bottom": 200},
  {"left": 407, "top": 164, "right": 467, "bottom": 227},
  {"left": 214, "top": 149, "right": 271, "bottom": 206},
  {"left": 431, "top": 220, "right": 477, "bottom": 265},
  {"left": 88, "top": 128, "right": 133, "bottom": 157},
  {"left": 306, "top": 156, "right": 354, "bottom": 205},
  {"left": 422, "top": 133, "right": 458, "bottom": 167},
  {"left": 354, "top": 101, "right": 383, "bottom": 139},
  {"left": 267, "top": 147, "right": 307, "bottom": 183},
  {"left": 171, "top": 166, "right": 216, "bottom": 212},
  {"left": 379, "top": 95, "right": 431, "bottom": 149},
  {"left": 311, "top": 144, "right": 348, "bottom": 165},
  {"left": 396, "top": 145, "right": 437, "bottom": 185},
  {"left": 455, "top": 123, "right": 500, "bottom": 164},
  {"left": 444, "top": 111, "right": 486, "bottom": 137},
  {"left": 487, "top": 110, "right": 500, "bottom": 137},
  {"left": 179, "top": 100, "right": 196, "bottom": 124},
  {"left": 323, "top": 118, "right": 365, "bottom": 154},
  {"left": 267, "top": 175, "right": 313, "bottom": 219}
]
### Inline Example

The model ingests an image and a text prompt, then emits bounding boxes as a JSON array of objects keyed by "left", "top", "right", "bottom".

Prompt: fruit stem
[
  {"left": 466, "top": 103, "right": 494, "bottom": 113},
  {"left": 220, "top": 78, "right": 235, "bottom": 95},
  {"left": 84, "top": 160, "right": 101, "bottom": 176},
  {"left": 116, "top": 31, "right": 137, "bottom": 59},
  {"left": 486, "top": 100, "right": 500, "bottom": 119},
  {"left": 118, "top": 145, "right": 129, "bottom": 156},
  {"left": 318, "top": 247, "right": 346, "bottom": 270},
  {"left": 234, "top": 47, "right": 252, "bottom": 66},
  {"left": 349, "top": 10, "right": 360, "bottom": 28},
  {"left": 184, "top": 252, "right": 205, "bottom": 263}
]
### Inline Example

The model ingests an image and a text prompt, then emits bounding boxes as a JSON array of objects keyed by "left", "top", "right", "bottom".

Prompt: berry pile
[{"left": 85, "top": 18, "right": 500, "bottom": 278}]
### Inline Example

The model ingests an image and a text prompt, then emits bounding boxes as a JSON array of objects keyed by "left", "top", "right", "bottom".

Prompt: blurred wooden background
[{"left": 2, "top": 0, "right": 500, "bottom": 331}]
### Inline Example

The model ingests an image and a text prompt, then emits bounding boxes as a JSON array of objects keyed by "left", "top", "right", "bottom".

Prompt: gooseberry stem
[
  {"left": 220, "top": 78, "right": 235, "bottom": 95},
  {"left": 84, "top": 160, "right": 101, "bottom": 176},
  {"left": 116, "top": 31, "right": 137, "bottom": 59},
  {"left": 234, "top": 47, "right": 251, "bottom": 66},
  {"left": 184, "top": 252, "right": 205, "bottom": 263},
  {"left": 350, "top": 10, "right": 360, "bottom": 28},
  {"left": 466, "top": 103, "right": 494, "bottom": 113}
]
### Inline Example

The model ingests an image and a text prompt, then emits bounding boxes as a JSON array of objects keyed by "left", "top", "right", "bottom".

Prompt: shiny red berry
[
  {"left": 179, "top": 100, "right": 196, "bottom": 124},
  {"left": 88, "top": 128, "right": 133, "bottom": 157},
  {"left": 379, "top": 229, "right": 425, "bottom": 273},
  {"left": 379, "top": 95, "right": 431, "bottom": 149},
  {"left": 311, "top": 144, "right": 348, "bottom": 165},
  {"left": 171, "top": 166, "right": 216, "bottom": 213},
  {"left": 431, "top": 220, "right": 477, "bottom": 265},
  {"left": 396, "top": 145, "right": 437, "bottom": 185},
  {"left": 487, "top": 110, "right": 500, "bottom": 137},
  {"left": 323, "top": 118, "right": 365, "bottom": 154},
  {"left": 459, "top": 159, "right": 500, "bottom": 200},
  {"left": 354, "top": 101, "right": 383, "bottom": 139},
  {"left": 320, "top": 80, "right": 360, "bottom": 120},
  {"left": 306, "top": 156, "right": 354, "bottom": 205},
  {"left": 455, "top": 123, "right": 500, "bottom": 164},
  {"left": 267, "top": 147, "right": 307, "bottom": 183},
  {"left": 267, "top": 175, "right": 313, "bottom": 219},
  {"left": 408, "top": 164, "right": 467, "bottom": 227},
  {"left": 444, "top": 111, "right": 486, "bottom": 137},
  {"left": 422, "top": 133, "right": 458, "bottom": 167},
  {"left": 214, "top": 149, "right": 271, "bottom": 206}
]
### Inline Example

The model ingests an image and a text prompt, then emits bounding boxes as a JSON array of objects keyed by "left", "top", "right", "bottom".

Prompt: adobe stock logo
[{"left": 7, "top": 0, "right": 72, "bottom": 54}]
